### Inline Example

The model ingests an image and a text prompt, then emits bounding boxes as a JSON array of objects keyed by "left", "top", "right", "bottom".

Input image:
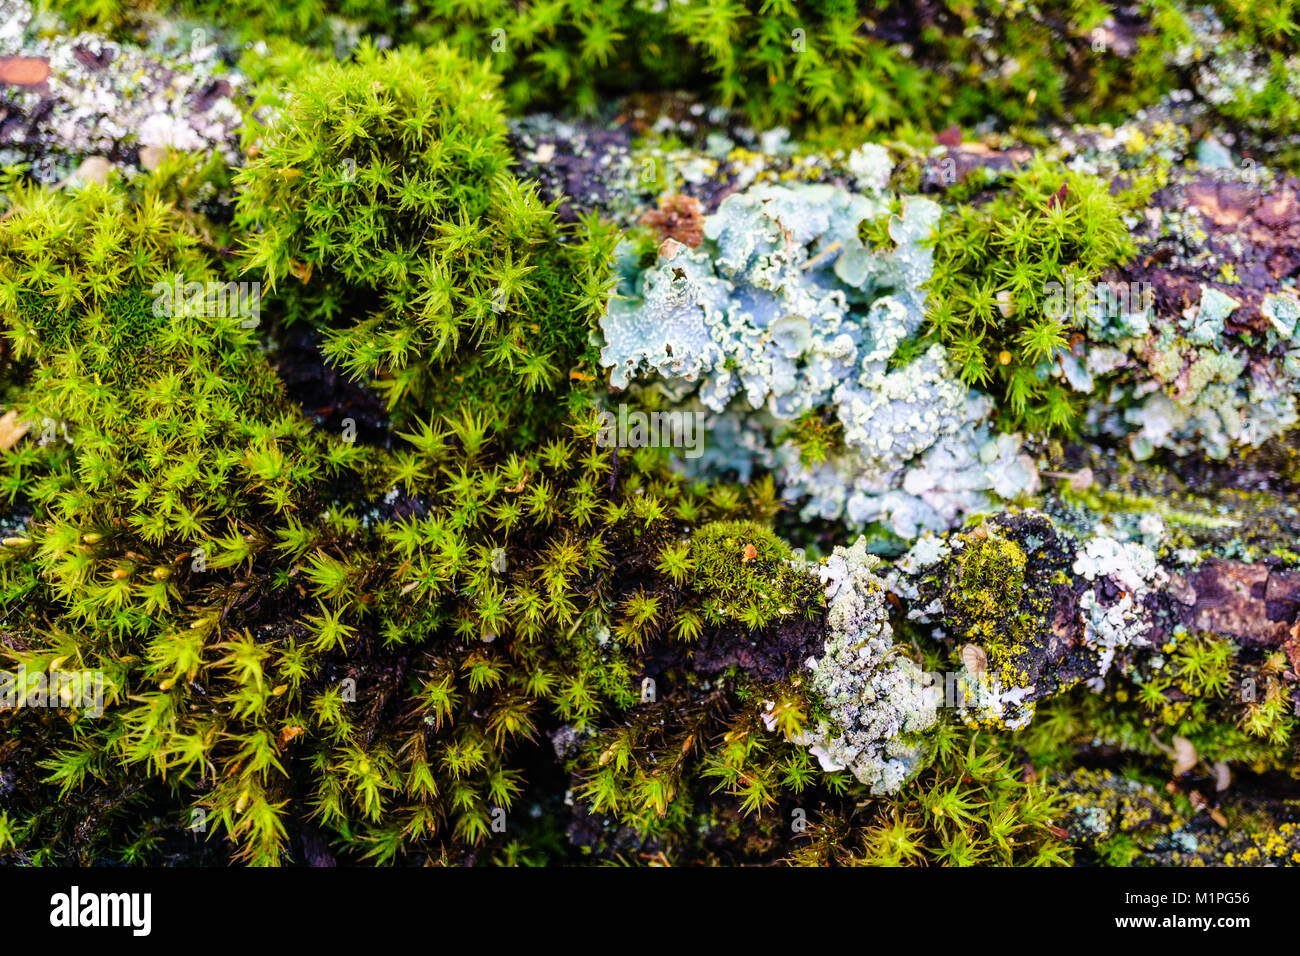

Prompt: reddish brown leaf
[
  {"left": 936, "top": 125, "right": 962, "bottom": 147},
  {"left": 0, "top": 56, "right": 50, "bottom": 86},
  {"left": 641, "top": 194, "right": 705, "bottom": 248}
]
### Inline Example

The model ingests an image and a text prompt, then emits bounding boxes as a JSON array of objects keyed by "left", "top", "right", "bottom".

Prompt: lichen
[
  {"left": 1, "top": 0, "right": 246, "bottom": 173},
  {"left": 600, "top": 178, "right": 1038, "bottom": 539},
  {"left": 789, "top": 537, "right": 938, "bottom": 795}
]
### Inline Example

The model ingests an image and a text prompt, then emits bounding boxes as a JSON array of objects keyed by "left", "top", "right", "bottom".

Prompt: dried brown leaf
[{"left": 0, "top": 410, "right": 29, "bottom": 450}]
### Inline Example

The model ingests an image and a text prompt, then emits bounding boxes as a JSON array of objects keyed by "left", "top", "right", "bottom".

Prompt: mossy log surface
[{"left": 0, "top": 0, "right": 1297, "bottom": 867}]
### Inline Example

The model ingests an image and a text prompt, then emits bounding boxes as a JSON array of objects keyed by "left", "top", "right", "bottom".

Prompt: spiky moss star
[
  {"left": 0, "top": 175, "right": 360, "bottom": 549},
  {"left": 1033, "top": 643, "right": 1298, "bottom": 778},
  {"left": 0, "top": 178, "right": 832, "bottom": 865},
  {"left": 234, "top": 41, "right": 618, "bottom": 444},
  {"left": 921, "top": 156, "right": 1137, "bottom": 435},
  {"left": 372, "top": 418, "right": 840, "bottom": 860},
  {"left": 0, "top": 62, "right": 849, "bottom": 867},
  {"left": 42, "top": 0, "right": 933, "bottom": 127},
  {"left": 778, "top": 408, "right": 845, "bottom": 470}
]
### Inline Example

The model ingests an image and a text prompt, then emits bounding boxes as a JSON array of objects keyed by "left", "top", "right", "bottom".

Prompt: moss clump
[
  {"left": 45, "top": 0, "right": 934, "bottom": 128},
  {"left": 8, "top": 0, "right": 1298, "bottom": 870},
  {"left": 1123, "top": 635, "right": 1296, "bottom": 770},
  {"left": 948, "top": 532, "right": 1029, "bottom": 646},
  {"left": 923, "top": 158, "right": 1136, "bottom": 434},
  {"left": 44, "top": 0, "right": 1249, "bottom": 139},
  {"left": 0, "top": 177, "right": 350, "bottom": 548},
  {"left": 1023, "top": 678, "right": 1298, "bottom": 784},
  {"left": 235, "top": 42, "right": 616, "bottom": 440},
  {"left": 0, "top": 174, "right": 374, "bottom": 864},
  {"left": 0, "top": 180, "right": 812, "bottom": 864},
  {"left": 0, "top": 47, "right": 835, "bottom": 864},
  {"left": 689, "top": 520, "right": 820, "bottom": 631}
]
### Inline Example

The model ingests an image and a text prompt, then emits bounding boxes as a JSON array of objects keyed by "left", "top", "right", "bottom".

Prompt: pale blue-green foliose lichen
[
  {"left": 1068, "top": 276, "right": 1300, "bottom": 461},
  {"left": 599, "top": 172, "right": 1039, "bottom": 538}
]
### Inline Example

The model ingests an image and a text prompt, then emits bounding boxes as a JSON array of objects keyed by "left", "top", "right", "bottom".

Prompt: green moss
[
  {"left": 776, "top": 408, "right": 844, "bottom": 469},
  {"left": 235, "top": 42, "right": 616, "bottom": 440},
  {"left": 0, "top": 173, "right": 381, "bottom": 864},
  {"left": 948, "top": 532, "right": 1029, "bottom": 648},
  {"left": 8, "top": 0, "right": 1298, "bottom": 869},
  {"left": 790, "top": 723, "right": 1072, "bottom": 866},
  {"left": 0, "top": 184, "right": 804, "bottom": 864},
  {"left": 0, "top": 178, "right": 345, "bottom": 545},
  {"left": 1028, "top": 680, "right": 1297, "bottom": 780},
  {"left": 689, "top": 520, "right": 820, "bottom": 631},
  {"left": 41, "top": 0, "right": 1261, "bottom": 139},
  {"left": 922, "top": 157, "right": 1137, "bottom": 434}
]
